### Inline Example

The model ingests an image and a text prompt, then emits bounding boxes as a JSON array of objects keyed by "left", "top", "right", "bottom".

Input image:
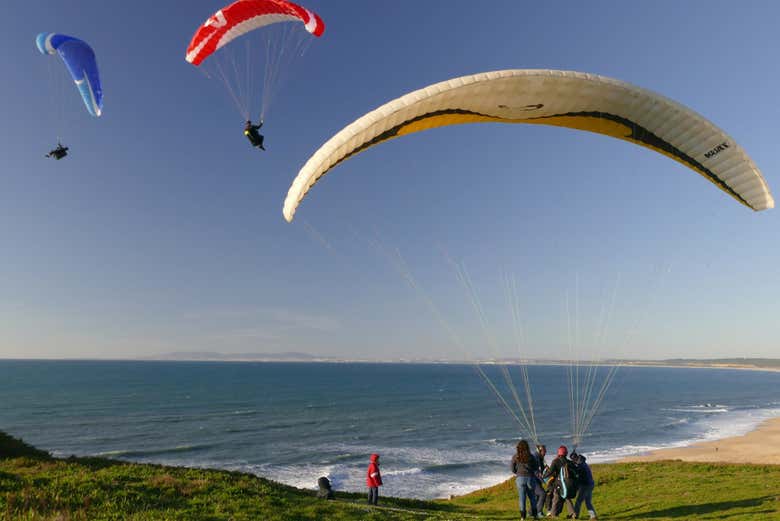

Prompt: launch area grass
[{"left": 1, "top": 431, "right": 779, "bottom": 520}]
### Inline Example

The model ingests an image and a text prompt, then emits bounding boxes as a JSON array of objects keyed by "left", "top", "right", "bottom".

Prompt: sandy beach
[
  {"left": 617, "top": 362, "right": 780, "bottom": 374},
  {"left": 621, "top": 416, "right": 780, "bottom": 465}
]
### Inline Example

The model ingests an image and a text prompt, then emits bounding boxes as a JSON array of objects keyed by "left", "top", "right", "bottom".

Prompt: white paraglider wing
[{"left": 283, "top": 69, "right": 773, "bottom": 221}]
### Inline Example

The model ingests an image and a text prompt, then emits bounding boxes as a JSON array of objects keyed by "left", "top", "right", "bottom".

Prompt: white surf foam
[{"left": 586, "top": 407, "right": 780, "bottom": 463}]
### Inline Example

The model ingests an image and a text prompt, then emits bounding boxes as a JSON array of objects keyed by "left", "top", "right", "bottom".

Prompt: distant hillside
[
  {"left": 140, "top": 353, "right": 780, "bottom": 369},
  {"left": 150, "top": 351, "right": 326, "bottom": 361},
  {"left": 628, "top": 358, "right": 780, "bottom": 369}
]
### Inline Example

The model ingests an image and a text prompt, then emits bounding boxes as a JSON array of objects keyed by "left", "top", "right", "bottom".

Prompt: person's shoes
[{"left": 259, "top": 145, "right": 265, "bottom": 150}]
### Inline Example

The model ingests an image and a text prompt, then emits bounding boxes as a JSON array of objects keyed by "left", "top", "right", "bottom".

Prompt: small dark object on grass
[{"left": 317, "top": 476, "right": 334, "bottom": 499}]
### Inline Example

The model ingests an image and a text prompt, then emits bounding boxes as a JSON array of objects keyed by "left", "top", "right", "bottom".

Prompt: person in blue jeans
[
  {"left": 572, "top": 452, "right": 598, "bottom": 520},
  {"left": 511, "top": 439, "right": 538, "bottom": 520}
]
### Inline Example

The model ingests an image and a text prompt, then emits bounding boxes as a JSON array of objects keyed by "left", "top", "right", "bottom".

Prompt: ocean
[{"left": 1, "top": 361, "right": 778, "bottom": 499}]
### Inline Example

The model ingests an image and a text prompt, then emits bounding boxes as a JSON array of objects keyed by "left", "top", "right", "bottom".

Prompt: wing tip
[{"left": 35, "top": 32, "right": 56, "bottom": 55}]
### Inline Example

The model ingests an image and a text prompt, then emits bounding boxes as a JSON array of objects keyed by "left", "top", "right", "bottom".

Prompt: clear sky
[{"left": 1, "top": 1, "right": 779, "bottom": 360}]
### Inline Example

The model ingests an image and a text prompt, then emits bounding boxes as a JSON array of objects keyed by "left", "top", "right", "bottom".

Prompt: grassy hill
[{"left": 1, "top": 431, "right": 779, "bottom": 520}]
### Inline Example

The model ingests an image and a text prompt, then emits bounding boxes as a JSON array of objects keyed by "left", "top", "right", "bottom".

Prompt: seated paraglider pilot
[
  {"left": 46, "top": 143, "right": 69, "bottom": 160},
  {"left": 244, "top": 120, "right": 265, "bottom": 150}
]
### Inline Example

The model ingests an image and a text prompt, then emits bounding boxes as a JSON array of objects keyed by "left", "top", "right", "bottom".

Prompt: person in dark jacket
[
  {"left": 244, "top": 120, "right": 265, "bottom": 150},
  {"left": 543, "top": 445, "right": 577, "bottom": 518},
  {"left": 46, "top": 142, "right": 69, "bottom": 160},
  {"left": 366, "top": 453, "right": 382, "bottom": 505},
  {"left": 533, "top": 444, "right": 549, "bottom": 516},
  {"left": 511, "top": 439, "right": 538, "bottom": 520},
  {"left": 572, "top": 453, "right": 597, "bottom": 519}
]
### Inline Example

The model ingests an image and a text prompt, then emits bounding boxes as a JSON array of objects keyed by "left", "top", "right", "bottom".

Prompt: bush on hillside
[{"left": 0, "top": 431, "right": 50, "bottom": 460}]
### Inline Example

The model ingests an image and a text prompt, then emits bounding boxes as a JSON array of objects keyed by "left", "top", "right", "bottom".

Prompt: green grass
[
  {"left": 452, "top": 461, "right": 780, "bottom": 520},
  {"left": 1, "top": 432, "right": 779, "bottom": 520}
]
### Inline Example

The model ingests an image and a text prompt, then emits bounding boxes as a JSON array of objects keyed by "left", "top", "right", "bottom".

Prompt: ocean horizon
[{"left": 1, "top": 360, "right": 778, "bottom": 499}]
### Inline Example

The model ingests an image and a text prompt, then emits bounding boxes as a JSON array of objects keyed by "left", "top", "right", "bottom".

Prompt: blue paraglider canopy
[{"left": 36, "top": 32, "right": 102, "bottom": 117}]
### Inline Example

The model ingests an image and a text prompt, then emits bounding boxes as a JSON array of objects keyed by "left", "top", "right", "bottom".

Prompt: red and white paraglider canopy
[{"left": 186, "top": 0, "right": 324, "bottom": 66}]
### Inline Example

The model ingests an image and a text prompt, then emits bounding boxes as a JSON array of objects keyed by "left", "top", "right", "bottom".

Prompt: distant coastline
[
  {"left": 616, "top": 359, "right": 780, "bottom": 373},
  {"left": 1, "top": 355, "right": 779, "bottom": 373},
  {"left": 129, "top": 355, "right": 780, "bottom": 373}
]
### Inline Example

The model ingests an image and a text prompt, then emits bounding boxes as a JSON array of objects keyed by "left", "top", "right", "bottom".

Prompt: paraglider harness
[
  {"left": 244, "top": 120, "right": 265, "bottom": 150},
  {"left": 557, "top": 457, "right": 580, "bottom": 500},
  {"left": 46, "top": 143, "right": 69, "bottom": 160}
]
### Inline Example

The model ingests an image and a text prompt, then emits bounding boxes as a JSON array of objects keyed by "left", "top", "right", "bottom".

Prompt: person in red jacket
[{"left": 366, "top": 453, "right": 383, "bottom": 505}]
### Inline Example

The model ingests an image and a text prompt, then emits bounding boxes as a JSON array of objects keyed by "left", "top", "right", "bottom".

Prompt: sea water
[{"left": 0, "top": 361, "right": 778, "bottom": 499}]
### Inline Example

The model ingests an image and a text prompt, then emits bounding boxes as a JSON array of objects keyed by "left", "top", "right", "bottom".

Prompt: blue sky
[{"left": 1, "top": 1, "right": 779, "bottom": 360}]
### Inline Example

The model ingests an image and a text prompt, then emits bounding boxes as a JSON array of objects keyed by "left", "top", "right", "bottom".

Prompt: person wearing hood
[
  {"left": 543, "top": 445, "right": 577, "bottom": 518},
  {"left": 366, "top": 453, "right": 383, "bottom": 505},
  {"left": 572, "top": 453, "right": 597, "bottom": 520}
]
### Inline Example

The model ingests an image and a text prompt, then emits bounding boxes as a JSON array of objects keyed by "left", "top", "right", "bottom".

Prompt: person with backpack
[
  {"left": 510, "top": 439, "right": 539, "bottom": 520},
  {"left": 572, "top": 453, "right": 597, "bottom": 520},
  {"left": 543, "top": 445, "right": 577, "bottom": 518}
]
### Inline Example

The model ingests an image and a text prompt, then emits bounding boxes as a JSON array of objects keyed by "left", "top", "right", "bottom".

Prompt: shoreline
[
  {"left": 618, "top": 416, "right": 780, "bottom": 465},
  {"left": 616, "top": 362, "right": 780, "bottom": 374}
]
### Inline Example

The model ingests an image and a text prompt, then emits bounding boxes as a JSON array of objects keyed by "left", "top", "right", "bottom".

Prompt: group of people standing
[
  {"left": 511, "top": 440, "right": 597, "bottom": 519},
  {"left": 324, "top": 446, "right": 595, "bottom": 516}
]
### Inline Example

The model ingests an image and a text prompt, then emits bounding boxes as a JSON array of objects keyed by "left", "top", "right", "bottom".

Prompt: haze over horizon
[
  {"left": 2, "top": 1, "right": 780, "bottom": 360},
  {"left": 4, "top": 351, "right": 778, "bottom": 366}
]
